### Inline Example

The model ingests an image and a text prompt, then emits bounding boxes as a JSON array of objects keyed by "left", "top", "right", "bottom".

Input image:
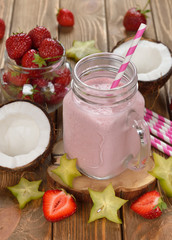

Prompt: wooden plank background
[{"left": 0, "top": 0, "right": 171, "bottom": 239}]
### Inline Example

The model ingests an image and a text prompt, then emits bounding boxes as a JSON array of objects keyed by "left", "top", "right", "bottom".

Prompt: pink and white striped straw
[
  {"left": 144, "top": 108, "right": 172, "bottom": 127},
  {"left": 148, "top": 122, "right": 172, "bottom": 139},
  {"left": 151, "top": 135, "right": 172, "bottom": 156},
  {"left": 144, "top": 115, "right": 172, "bottom": 133},
  {"left": 148, "top": 125, "right": 172, "bottom": 145},
  {"left": 111, "top": 23, "right": 147, "bottom": 89}
]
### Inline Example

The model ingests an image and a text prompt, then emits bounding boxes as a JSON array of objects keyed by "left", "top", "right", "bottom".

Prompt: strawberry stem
[
  {"left": 44, "top": 55, "right": 63, "bottom": 61},
  {"left": 143, "top": 0, "right": 150, "bottom": 11}
]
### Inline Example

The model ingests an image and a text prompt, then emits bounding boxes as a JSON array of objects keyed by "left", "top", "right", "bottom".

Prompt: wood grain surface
[{"left": 0, "top": 0, "right": 171, "bottom": 239}]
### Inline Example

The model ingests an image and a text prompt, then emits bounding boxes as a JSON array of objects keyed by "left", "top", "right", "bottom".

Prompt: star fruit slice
[
  {"left": 66, "top": 40, "right": 101, "bottom": 61},
  {"left": 7, "top": 177, "right": 44, "bottom": 209},
  {"left": 88, "top": 183, "right": 128, "bottom": 224},
  {"left": 149, "top": 152, "right": 172, "bottom": 197},
  {"left": 51, "top": 154, "right": 82, "bottom": 188}
]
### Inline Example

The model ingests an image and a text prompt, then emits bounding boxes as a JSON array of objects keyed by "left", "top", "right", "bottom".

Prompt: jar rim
[
  {"left": 72, "top": 52, "right": 138, "bottom": 106},
  {"left": 73, "top": 52, "right": 137, "bottom": 93}
]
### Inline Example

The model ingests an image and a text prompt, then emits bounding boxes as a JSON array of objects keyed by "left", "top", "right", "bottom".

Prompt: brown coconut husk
[
  {"left": 111, "top": 37, "right": 172, "bottom": 95},
  {"left": 0, "top": 99, "right": 56, "bottom": 172}
]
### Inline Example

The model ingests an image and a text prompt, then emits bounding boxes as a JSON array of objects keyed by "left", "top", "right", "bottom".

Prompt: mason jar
[
  {"left": 63, "top": 52, "right": 150, "bottom": 180},
  {"left": 0, "top": 46, "right": 71, "bottom": 113}
]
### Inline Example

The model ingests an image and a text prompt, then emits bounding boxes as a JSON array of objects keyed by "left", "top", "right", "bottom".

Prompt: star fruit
[
  {"left": 66, "top": 40, "right": 101, "bottom": 61},
  {"left": 51, "top": 154, "right": 82, "bottom": 188},
  {"left": 7, "top": 177, "right": 44, "bottom": 209},
  {"left": 149, "top": 152, "right": 172, "bottom": 197},
  {"left": 88, "top": 183, "right": 128, "bottom": 224}
]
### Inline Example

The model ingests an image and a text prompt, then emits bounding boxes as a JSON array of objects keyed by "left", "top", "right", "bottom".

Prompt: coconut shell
[
  {"left": 111, "top": 37, "right": 172, "bottom": 95},
  {"left": 0, "top": 99, "right": 56, "bottom": 172}
]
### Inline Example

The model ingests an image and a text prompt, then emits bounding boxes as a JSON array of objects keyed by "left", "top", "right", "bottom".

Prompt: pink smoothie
[{"left": 63, "top": 77, "right": 145, "bottom": 179}]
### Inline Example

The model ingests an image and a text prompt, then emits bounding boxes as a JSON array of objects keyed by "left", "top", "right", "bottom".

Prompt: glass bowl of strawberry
[{"left": 0, "top": 27, "right": 72, "bottom": 113}]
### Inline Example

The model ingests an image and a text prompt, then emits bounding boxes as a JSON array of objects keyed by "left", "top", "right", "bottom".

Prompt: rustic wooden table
[{"left": 0, "top": 0, "right": 172, "bottom": 239}]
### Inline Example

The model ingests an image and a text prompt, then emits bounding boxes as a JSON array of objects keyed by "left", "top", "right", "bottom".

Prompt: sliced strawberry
[
  {"left": 28, "top": 26, "right": 51, "bottom": 49},
  {"left": 43, "top": 189, "right": 77, "bottom": 222},
  {"left": 130, "top": 190, "right": 167, "bottom": 219},
  {"left": 6, "top": 33, "right": 32, "bottom": 60},
  {"left": 57, "top": 8, "right": 74, "bottom": 27},
  {"left": 53, "top": 67, "right": 71, "bottom": 87}
]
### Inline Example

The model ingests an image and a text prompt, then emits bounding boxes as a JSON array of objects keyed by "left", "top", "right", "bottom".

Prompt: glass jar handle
[{"left": 127, "top": 119, "right": 151, "bottom": 170}]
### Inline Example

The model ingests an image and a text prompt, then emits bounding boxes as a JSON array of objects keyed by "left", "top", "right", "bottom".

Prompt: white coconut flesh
[
  {"left": 113, "top": 40, "right": 172, "bottom": 81},
  {"left": 0, "top": 101, "right": 51, "bottom": 169}
]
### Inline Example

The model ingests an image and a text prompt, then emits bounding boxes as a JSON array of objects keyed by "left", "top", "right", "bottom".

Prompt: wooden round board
[{"left": 49, "top": 140, "right": 156, "bottom": 201}]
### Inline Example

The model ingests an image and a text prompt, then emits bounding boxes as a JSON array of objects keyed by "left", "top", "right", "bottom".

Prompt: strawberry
[
  {"left": 44, "top": 82, "right": 67, "bottom": 105},
  {"left": 2, "top": 72, "right": 8, "bottom": 83},
  {"left": 15, "top": 58, "right": 22, "bottom": 66},
  {"left": 6, "top": 33, "right": 32, "bottom": 60},
  {"left": 130, "top": 190, "right": 167, "bottom": 219},
  {"left": 43, "top": 189, "right": 77, "bottom": 222},
  {"left": 6, "top": 71, "right": 29, "bottom": 87},
  {"left": 32, "top": 89, "right": 44, "bottom": 104},
  {"left": 21, "top": 49, "right": 47, "bottom": 78},
  {"left": 31, "top": 78, "right": 48, "bottom": 88},
  {"left": 2, "top": 73, "right": 21, "bottom": 97},
  {"left": 123, "top": 1, "right": 150, "bottom": 31},
  {"left": 53, "top": 67, "right": 71, "bottom": 87},
  {"left": 17, "top": 90, "right": 32, "bottom": 101},
  {"left": 17, "top": 85, "right": 44, "bottom": 104},
  {"left": 39, "top": 38, "right": 64, "bottom": 63},
  {"left": 57, "top": 8, "right": 74, "bottom": 27},
  {"left": 21, "top": 49, "right": 40, "bottom": 68},
  {"left": 28, "top": 26, "right": 51, "bottom": 49},
  {"left": 0, "top": 18, "right": 5, "bottom": 39}
]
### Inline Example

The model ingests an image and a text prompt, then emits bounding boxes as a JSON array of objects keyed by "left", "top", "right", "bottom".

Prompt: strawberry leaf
[
  {"left": 153, "top": 197, "right": 167, "bottom": 211},
  {"left": 160, "top": 201, "right": 167, "bottom": 210},
  {"left": 11, "top": 71, "right": 20, "bottom": 77},
  {"left": 33, "top": 53, "right": 47, "bottom": 68}
]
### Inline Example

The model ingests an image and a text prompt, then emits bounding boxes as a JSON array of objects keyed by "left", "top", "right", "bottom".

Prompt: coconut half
[
  {"left": 112, "top": 38, "right": 172, "bottom": 94},
  {"left": 0, "top": 100, "right": 55, "bottom": 171}
]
